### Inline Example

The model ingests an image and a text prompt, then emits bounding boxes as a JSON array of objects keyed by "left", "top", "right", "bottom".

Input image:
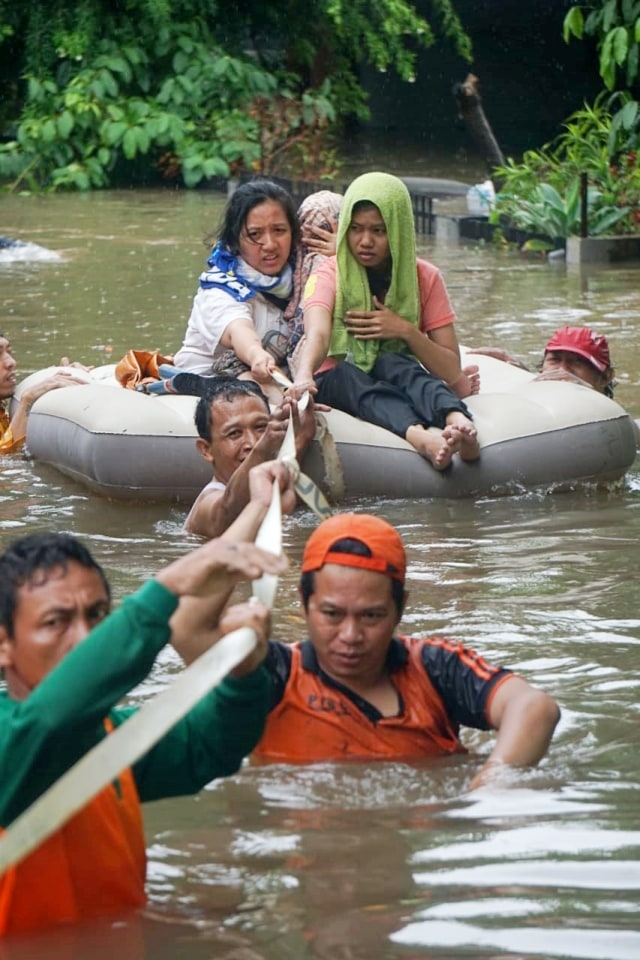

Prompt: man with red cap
[
  {"left": 469, "top": 326, "right": 615, "bottom": 397},
  {"left": 253, "top": 512, "right": 560, "bottom": 788},
  {"left": 538, "top": 326, "right": 614, "bottom": 396}
]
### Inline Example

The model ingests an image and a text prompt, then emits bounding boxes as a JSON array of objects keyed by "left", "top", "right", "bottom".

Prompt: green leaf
[
  {"left": 146, "top": 115, "right": 169, "bottom": 137},
  {"left": 101, "top": 70, "right": 119, "bottom": 99},
  {"left": 619, "top": 98, "right": 639, "bottom": 129},
  {"left": 123, "top": 127, "right": 138, "bottom": 159},
  {"left": 591, "top": 205, "right": 631, "bottom": 233},
  {"left": 600, "top": 36, "right": 617, "bottom": 88},
  {"left": 106, "top": 57, "right": 132, "bottom": 84},
  {"left": 42, "top": 119, "right": 58, "bottom": 142},
  {"left": 27, "top": 77, "right": 43, "bottom": 101},
  {"left": 121, "top": 44, "right": 143, "bottom": 67},
  {"left": 603, "top": 0, "right": 619, "bottom": 32},
  {"left": 173, "top": 50, "right": 189, "bottom": 74},
  {"left": 206, "top": 157, "right": 229, "bottom": 176},
  {"left": 611, "top": 26, "right": 629, "bottom": 65},
  {"left": 57, "top": 111, "right": 74, "bottom": 139},
  {"left": 103, "top": 120, "right": 127, "bottom": 145},
  {"left": 90, "top": 78, "right": 105, "bottom": 100},
  {"left": 565, "top": 178, "right": 581, "bottom": 222},
  {"left": 563, "top": 7, "right": 584, "bottom": 41},
  {"left": 135, "top": 127, "right": 150, "bottom": 154},
  {"left": 537, "top": 183, "right": 565, "bottom": 211}
]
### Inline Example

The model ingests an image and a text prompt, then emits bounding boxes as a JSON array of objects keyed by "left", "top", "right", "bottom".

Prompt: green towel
[{"left": 329, "top": 171, "right": 420, "bottom": 373}]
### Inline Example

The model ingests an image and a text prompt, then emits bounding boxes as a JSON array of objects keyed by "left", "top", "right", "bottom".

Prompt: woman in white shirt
[{"left": 174, "top": 179, "right": 300, "bottom": 394}]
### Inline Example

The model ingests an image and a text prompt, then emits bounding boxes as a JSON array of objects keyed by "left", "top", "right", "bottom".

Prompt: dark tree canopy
[{"left": 0, "top": 0, "right": 472, "bottom": 189}]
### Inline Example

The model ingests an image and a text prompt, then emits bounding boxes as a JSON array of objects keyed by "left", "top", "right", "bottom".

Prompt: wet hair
[
  {"left": 299, "top": 537, "right": 406, "bottom": 615},
  {"left": 214, "top": 179, "right": 300, "bottom": 256},
  {"left": 0, "top": 532, "right": 110, "bottom": 636},
  {"left": 194, "top": 378, "right": 270, "bottom": 441},
  {"left": 352, "top": 200, "right": 381, "bottom": 218}
]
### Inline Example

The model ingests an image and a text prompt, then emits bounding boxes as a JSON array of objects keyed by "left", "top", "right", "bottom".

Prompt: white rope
[{"left": 0, "top": 482, "right": 284, "bottom": 877}]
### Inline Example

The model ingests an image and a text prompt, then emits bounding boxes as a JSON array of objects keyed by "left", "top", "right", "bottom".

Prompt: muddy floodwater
[{"left": 1, "top": 187, "right": 639, "bottom": 960}]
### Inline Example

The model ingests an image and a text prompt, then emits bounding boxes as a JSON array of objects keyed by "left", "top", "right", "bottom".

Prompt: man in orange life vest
[
  {"left": 0, "top": 463, "right": 293, "bottom": 936},
  {"left": 0, "top": 331, "right": 87, "bottom": 454},
  {"left": 252, "top": 513, "right": 561, "bottom": 787}
]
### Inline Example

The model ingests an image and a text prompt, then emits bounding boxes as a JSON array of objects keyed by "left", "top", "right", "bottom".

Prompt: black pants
[{"left": 316, "top": 353, "right": 471, "bottom": 438}]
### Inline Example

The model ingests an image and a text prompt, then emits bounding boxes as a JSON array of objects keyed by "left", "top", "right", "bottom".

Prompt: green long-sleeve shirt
[{"left": 0, "top": 579, "right": 269, "bottom": 827}]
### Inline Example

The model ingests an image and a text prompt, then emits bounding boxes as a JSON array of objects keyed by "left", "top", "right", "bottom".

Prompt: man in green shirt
[{"left": 0, "top": 460, "right": 291, "bottom": 936}]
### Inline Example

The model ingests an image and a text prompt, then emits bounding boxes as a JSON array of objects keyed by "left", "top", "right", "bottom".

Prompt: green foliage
[
  {"left": 494, "top": 180, "right": 630, "bottom": 242},
  {"left": 491, "top": 95, "right": 640, "bottom": 239},
  {"left": 564, "top": 0, "right": 640, "bottom": 91},
  {"left": 320, "top": 0, "right": 471, "bottom": 117},
  {"left": 0, "top": 0, "right": 474, "bottom": 190},
  {"left": 247, "top": 82, "right": 339, "bottom": 179},
  {"left": 564, "top": 1, "right": 640, "bottom": 167},
  {"left": 0, "top": 32, "right": 338, "bottom": 190}
]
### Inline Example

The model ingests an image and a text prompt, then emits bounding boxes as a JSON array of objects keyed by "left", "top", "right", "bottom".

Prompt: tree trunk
[{"left": 453, "top": 74, "right": 505, "bottom": 179}]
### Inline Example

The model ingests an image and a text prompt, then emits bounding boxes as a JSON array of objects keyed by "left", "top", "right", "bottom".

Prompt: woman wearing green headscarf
[{"left": 290, "top": 172, "right": 480, "bottom": 470}]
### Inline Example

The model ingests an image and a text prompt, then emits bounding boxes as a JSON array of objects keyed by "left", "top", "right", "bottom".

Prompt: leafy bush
[
  {"left": 495, "top": 181, "right": 630, "bottom": 243},
  {"left": 492, "top": 94, "right": 640, "bottom": 239},
  {"left": 0, "top": 30, "right": 339, "bottom": 191}
]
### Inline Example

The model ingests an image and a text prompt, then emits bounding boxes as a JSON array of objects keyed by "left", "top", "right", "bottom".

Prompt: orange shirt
[
  {"left": 303, "top": 257, "right": 456, "bottom": 375},
  {"left": 0, "top": 729, "right": 146, "bottom": 936}
]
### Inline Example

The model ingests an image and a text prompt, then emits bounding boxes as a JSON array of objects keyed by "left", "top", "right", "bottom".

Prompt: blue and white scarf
[{"left": 199, "top": 244, "right": 293, "bottom": 303}]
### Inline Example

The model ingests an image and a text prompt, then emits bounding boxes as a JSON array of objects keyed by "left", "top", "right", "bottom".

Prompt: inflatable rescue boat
[{"left": 13, "top": 352, "right": 638, "bottom": 503}]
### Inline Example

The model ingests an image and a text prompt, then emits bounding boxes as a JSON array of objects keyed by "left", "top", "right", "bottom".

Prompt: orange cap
[{"left": 301, "top": 513, "right": 406, "bottom": 582}]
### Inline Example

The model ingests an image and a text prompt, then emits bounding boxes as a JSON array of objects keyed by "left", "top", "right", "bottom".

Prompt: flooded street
[{"left": 1, "top": 186, "right": 639, "bottom": 959}]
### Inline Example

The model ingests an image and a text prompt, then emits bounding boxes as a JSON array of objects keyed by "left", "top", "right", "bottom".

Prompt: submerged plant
[{"left": 495, "top": 181, "right": 631, "bottom": 243}]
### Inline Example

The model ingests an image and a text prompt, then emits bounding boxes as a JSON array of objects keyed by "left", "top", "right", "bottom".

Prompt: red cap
[
  {"left": 301, "top": 513, "right": 406, "bottom": 583},
  {"left": 544, "top": 327, "right": 611, "bottom": 372}
]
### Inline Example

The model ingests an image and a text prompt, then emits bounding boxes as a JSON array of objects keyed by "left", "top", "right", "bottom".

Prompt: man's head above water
[
  {"left": 0, "top": 334, "right": 17, "bottom": 403},
  {"left": 541, "top": 326, "right": 614, "bottom": 396}
]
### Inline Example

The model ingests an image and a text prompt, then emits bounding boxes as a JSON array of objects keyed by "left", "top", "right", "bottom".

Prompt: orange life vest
[
  {"left": 0, "top": 722, "right": 146, "bottom": 936},
  {"left": 254, "top": 637, "right": 466, "bottom": 762},
  {"left": 0, "top": 409, "right": 21, "bottom": 454}
]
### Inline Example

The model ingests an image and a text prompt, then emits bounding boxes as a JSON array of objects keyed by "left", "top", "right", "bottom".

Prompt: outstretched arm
[
  {"left": 467, "top": 346, "right": 529, "bottom": 370},
  {"left": 289, "top": 305, "right": 333, "bottom": 400},
  {"left": 186, "top": 400, "right": 312, "bottom": 540},
  {"left": 10, "top": 371, "right": 88, "bottom": 446},
  {"left": 186, "top": 408, "right": 290, "bottom": 540},
  {"left": 221, "top": 317, "right": 276, "bottom": 384},
  {"left": 134, "top": 598, "right": 273, "bottom": 799},
  {"left": 468, "top": 676, "right": 561, "bottom": 789},
  {"left": 172, "top": 460, "right": 296, "bottom": 665}
]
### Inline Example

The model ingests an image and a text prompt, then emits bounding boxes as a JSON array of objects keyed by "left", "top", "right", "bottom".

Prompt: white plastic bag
[{"left": 466, "top": 180, "right": 496, "bottom": 216}]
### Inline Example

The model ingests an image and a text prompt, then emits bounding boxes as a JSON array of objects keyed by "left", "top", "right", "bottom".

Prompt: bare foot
[
  {"left": 463, "top": 364, "right": 480, "bottom": 395},
  {"left": 406, "top": 424, "right": 460, "bottom": 471},
  {"left": 444, "top": 414, "right": 481, "bottom": 462},
  {"left": 449, "top": 364, "right": 481, "bottom": 398}
]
